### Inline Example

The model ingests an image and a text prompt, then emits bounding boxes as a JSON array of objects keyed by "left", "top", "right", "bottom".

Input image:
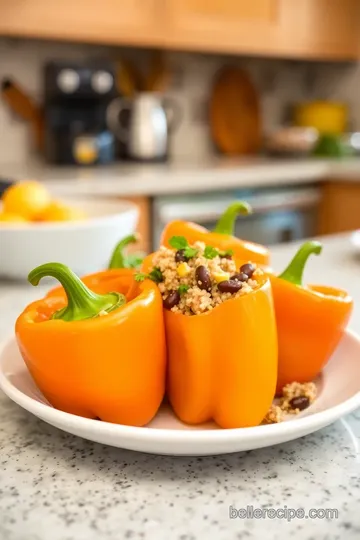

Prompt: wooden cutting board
[{"left": 209, "top": 67, "right": 261, "bottom": 155}]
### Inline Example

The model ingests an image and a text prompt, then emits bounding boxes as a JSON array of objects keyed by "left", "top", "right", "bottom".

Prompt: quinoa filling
[{"left": 137, "top": 236, "right": 263, "bottom": 316}]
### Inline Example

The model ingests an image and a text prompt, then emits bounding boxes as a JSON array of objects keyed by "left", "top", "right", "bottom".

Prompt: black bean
[
  {"left": 240, "top": 263, "right": 255, "bottom": 278},
  {"left": 217, "top": 279, "right": 242, "bottom": 294},
  {"left": 175, "top": 249, "right": 188, "bottom": 262},
  {"left": 163, "top": 290, "right": 180, "bottom": 310},
  {"left": 289, "top": 396, "right": 310, "bottom": 411},
  {"left": 221, "top": 253, "right": 233, "bottom": 260},
  {"left": 195, "top": 265, "right": 212, "bottom": 291},
  {"left": 230, "top": 272, "right": 249, "bottom": 282}
]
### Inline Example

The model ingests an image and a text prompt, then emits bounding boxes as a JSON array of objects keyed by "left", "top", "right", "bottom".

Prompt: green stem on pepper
[
  {"left": 108, "top": 233, "right": 141, "bottom": 269},
  {"left": 28, "top": 263, "right": 126, "bottom": 322},
  {"left": 278, "top": 241, "right": 322, "bottom": 286},
  {"left": 213, "top": 201, "right": 252, "bottom": 235}
]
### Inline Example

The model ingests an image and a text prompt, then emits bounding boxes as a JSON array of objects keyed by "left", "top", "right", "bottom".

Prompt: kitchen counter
[
  {"left": 2, "top": 157, "right": 360, "bottom": 198},
  {"left": 1, "top": 233, "right": 360, "bottom": 540}
]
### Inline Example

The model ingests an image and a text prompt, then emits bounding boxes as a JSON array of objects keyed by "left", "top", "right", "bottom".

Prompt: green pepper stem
[
  {"left": 213, "top": 201, "right": 252, "bottom": 235},
  {"left": 278, "top": 241, "right": 322, "bottom": 286},
  {"left": 28, "top": 262, "right": 125, "bottom": 321},
  {"left": 108, "top": 233, "right": 139, "bottom": 269}
]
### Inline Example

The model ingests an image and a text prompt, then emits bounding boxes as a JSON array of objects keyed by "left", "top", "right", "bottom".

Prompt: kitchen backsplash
[{"left": 0, "top": 38, "right": 359, "bottom": 165}]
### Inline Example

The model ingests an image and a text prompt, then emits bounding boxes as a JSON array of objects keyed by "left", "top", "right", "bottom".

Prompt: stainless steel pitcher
[{"left": 106, "top": 93, "right": 181, "bottom": 161}]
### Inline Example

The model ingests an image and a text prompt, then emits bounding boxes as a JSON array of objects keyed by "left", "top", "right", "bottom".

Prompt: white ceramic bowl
[{"left": 0, "top": 198, "right": 139, "bottom": 280}]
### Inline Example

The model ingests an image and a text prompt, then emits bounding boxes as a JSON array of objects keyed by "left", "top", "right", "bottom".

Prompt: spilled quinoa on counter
[{"left": 136, "top": 236, "right": 263, "bottom": 315}]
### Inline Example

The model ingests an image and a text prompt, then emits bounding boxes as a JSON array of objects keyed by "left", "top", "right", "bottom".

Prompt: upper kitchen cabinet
[
  {"left": 162, "top": 0, "right": 360, "bottom": 60},
  {"left": 0, "top": 0, "right": 163, "bottom": 47},
  {"left": 0, "top": 0, "right": 359, "bottom": 60}
]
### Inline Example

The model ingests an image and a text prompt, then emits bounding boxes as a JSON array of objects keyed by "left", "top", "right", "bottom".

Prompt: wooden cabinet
[
  {"left": 163, "top": 0, "right": 360, "bottom": 59},
  {"left": 318, "top": 181, "right": 360, "bottom": 235},
  {"left": 277, "top": 0, "right": 360, "bottom": 60},
  {"left": 121, "top": 196, "right": 151, "bottom": 254},
  {"left": 163, "top": 0, "right": 284, "bottom": 56},
  {"left": 0, "top": 0, "right": 359, "bottom": 60},
  {"left": 0, "top": 0, "right": 163, "bottom": 47}
]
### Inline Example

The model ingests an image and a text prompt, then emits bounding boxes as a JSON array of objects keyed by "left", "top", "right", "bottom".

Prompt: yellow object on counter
[
  {"left": 294, "top": 101, "right": 347, "bottom": 134},
  {"left": 2, "top": 181, "right": 51, "bottom": 220},
  {"left": 0, "top": 211, "right": 28, "bottom": 223},
  {"left": 36, "top": 201, "right": 87, "bottom": 222}
]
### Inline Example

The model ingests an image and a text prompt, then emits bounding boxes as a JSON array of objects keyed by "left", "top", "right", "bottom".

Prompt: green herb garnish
[
  {"left": 148, "top": 267, "right": 164, "bottom": 283},
  {"left": 169, "top": 236, "right": 198, "bottom": 259},
  {"left": 135, "top": 267, "right": 163, "bottom": 284},
  {"left": 134, "top": 272, "right": 147, "bottom": 282},
  {"left": 204, "top": 246, "right": 219, "bottom": 259},
  {"left": 178, "top": 284, "right": 190, "bottom": 296},
  {"left": 169, "top": 236, "right": 188, "bottom": 250},
  {"left": 219, "top": 249, "right": 234, "bottom": 258},
  {"left": 125, "top": 253, "right": 145, "bottom": 269}
]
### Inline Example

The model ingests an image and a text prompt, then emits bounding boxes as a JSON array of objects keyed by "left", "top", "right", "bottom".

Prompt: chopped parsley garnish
[
  {"left": 135, "top": 267, "right": 163, "bottom": 284},
  {"left": 178, "top": 284, "right": 190, "bottom": 296},
  {"left": 169, "top": 236, "right": 188, "bottom": 250},
  {"left": 148, "top": 267, "right": 164, "bottom": 283},
  {"left": 125, "top": 253, "right": 144, "bottom": 269},
  {"left": 204, "top": 246, "right": 219, "bottom": 259},
  {"left": 134, "top": 272, "right": 147, "bottom": 282},
  {"left": 169, "top": 235, "right": 198, "bottom": 259},
  {"left": 219, "top": 249, "right": 234, "bottom": 258}
]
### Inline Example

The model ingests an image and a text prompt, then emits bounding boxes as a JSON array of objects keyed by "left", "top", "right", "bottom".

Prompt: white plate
[{"left": 1, "top": 332, "right": 360, "bottom": 456}]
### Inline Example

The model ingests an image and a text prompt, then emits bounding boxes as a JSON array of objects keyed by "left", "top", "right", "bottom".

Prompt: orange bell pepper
[
  {"left": 142, "top": 263, "right": 277, "bottom": 428},
  {"left": 270, "top": 241, "right": 353, "bottom": 392},
  {"left": 46, "top": 268, "right": 135, "bottom": 298},
  {"left": 47, "top": 233, "right": 144, "bottom": 299},
  {"left": 16, "top": 262, "right": 166, "bottom": 426},
  {"left": 160, "top": 201, "right": 269, "bottom": 266}
]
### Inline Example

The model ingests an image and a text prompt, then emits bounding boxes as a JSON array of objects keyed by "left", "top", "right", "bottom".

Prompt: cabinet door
[
  {"left": 278, "top": 0, "right": 360, "bottom": 60},
  {"left": 163, "top": 0, "right": 284, "bottom": 55},
  {"left": 318, "top": 181, "right": 360, "bottom": 235},
  {"left": 0, "top": 0, "right": 162, "bottom": 47},
  {"left": 163, "top": 0, "right": 360, "bottom": 59}
]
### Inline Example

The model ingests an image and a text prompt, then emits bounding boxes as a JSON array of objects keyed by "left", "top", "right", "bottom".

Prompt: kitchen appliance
[
  {"left": 0, "top": 178, "right": 14, "bottom": 198},
  {"left": 152, "top": 185, "right": 321, "bottom": 249},
  {"left": 106, "top": 93, "right": 181, "bottom": 162},
  {"left": 43, "top": 62, "right": 118, "bottom": 165}
]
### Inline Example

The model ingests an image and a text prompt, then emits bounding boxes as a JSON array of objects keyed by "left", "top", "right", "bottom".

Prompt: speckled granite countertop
[{"left": 1, "top": 234, "right": 360, "bottom": 540}]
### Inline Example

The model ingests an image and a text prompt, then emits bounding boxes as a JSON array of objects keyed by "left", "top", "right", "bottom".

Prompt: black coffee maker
[{"left": 43, "top": 62, "right": 118, "bottom": 165}]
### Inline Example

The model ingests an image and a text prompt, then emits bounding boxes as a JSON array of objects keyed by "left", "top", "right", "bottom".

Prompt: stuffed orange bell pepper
[
  {"left": 16, "top": 262, "right": 166, "bottom": 426},
  {"left": 47, "top": 233, "right": 144, "bottom": 298},
  {"left": 270, "top": 241, "right": 353, "bottom": 392},
  {"left": 138, "top": 236, "right": 278, "bottom": 429},
  {"left": 160, "top": 201, "right": 269, "bottom": 266}
]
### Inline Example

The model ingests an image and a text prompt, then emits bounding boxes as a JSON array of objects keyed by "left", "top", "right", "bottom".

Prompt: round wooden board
[{"left": 210, "top": 67, "right": 261, "bottom": 155}]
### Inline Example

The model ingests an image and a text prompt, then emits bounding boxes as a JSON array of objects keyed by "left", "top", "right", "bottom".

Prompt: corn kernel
[
  {"left": 177, "top": 262, "right": 191, "bottom": 277},
  {"left": 213, "top": 271, "right": 230, "bottom": 283}
]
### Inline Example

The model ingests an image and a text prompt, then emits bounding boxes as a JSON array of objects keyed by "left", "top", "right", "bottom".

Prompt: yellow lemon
[
  {"left": 37, "top": 201, "right": 87, "bottom": 222},
  {"left": 0, "top": 211, "right": 28, "bottom": 224},
  {"left": 2, "top": 181, "right": 51, "bottom": 220}
]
